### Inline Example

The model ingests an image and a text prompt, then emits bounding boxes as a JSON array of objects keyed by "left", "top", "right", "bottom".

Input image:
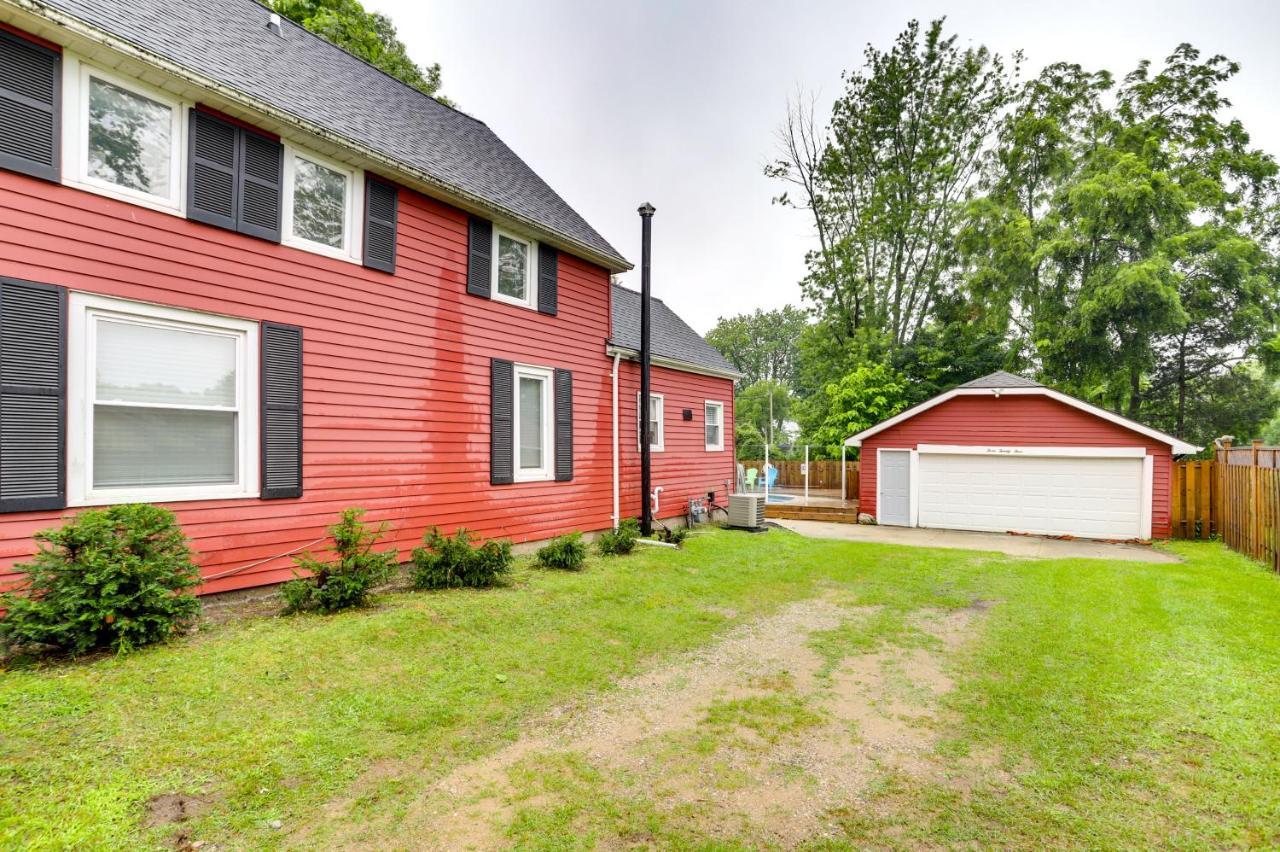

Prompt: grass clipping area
[{"left": 1, "top": 529, "right": 1278, "bottom": 848}]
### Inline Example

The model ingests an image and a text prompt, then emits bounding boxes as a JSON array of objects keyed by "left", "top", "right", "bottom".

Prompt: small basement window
[
  {"left": 493, "top": 228, "right": 537, "bottom": 308},
  {"left": 704, "top": 401, "right": 724, "bottom": 451},
  {"left": 514, "top": 364, "right": 553, "bottom": 481},
  {"left": 67, "top": 293, "right": 259, "bottom": 505}
]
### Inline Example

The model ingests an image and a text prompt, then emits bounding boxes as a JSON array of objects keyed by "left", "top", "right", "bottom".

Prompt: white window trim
[
  {"left": 704, "top": 400, "right": 725, "bottom": 452},
  {"left": 490, "top": 226, "right": 539, "bottom": 309},
  {"left": 62, "top": 55, "right": 187, "bottom": 215},
  {"left": 512, "top": 363, "right": 555, "bottom": 482},
  {"left": 636, "top": 392, "right": 665, "bottom": 452},
  {"left": 66, "top": 292, "right": 260, "bottom": 506},
  {"left": 282, "top": 143, "right": 363, "bottom": 263}
]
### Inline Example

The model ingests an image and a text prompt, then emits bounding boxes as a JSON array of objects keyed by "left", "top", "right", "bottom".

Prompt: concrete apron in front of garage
[{"left": 774, "top": 519, "right": 1180, "bottom": 564}]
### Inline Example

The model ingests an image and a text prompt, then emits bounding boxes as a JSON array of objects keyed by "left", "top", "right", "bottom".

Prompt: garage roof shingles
[
  {"left": 37, "top": 0, "right": 628, "bottom": 269},
  {"left": 958, "top": 371, "right": 1043, "bottom": 389}
]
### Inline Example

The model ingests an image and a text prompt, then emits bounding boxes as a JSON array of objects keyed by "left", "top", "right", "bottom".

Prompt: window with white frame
[
  {"left": 513, "top": 364, "right": 554, "bottom": 481},
  {"left": 636, "top": 392, "right": 664, "bottom": 452},
  {"left": 492, "top": 227, "right": 537, "bottom": 308},
  {"left": 284, "top": 147, "right": 360, "bottom": 259},
  {"left": 67, "top": 293, "right": 259, "bottom": 505},
  {"left": 75, "top": 64, "right": 184, "bottom": 209},
  {"left": 704, "top": 401, "right": 724, "bottom": 451}
]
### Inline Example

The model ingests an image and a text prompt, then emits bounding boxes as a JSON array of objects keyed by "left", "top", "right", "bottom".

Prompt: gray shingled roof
[
  {"left": 34, "top": 0, "right": 629, "bottom": 270},
  {"left": 958, "top": 371, "right": 1043, "bottom": 389},
  {"left": 610, "top": 285, "right": 739, "bottom": 377}
]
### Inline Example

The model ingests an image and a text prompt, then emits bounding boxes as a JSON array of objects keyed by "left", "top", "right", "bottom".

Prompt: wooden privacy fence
[
  {"left": 1172, "top": 441, "right": 1280, "bottom": 570},
  {"left": 739, "top": 460, "right": 860, "bottom": 499}
]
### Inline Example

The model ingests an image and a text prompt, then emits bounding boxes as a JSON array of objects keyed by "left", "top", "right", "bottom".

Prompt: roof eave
[
  {"left": 606, "top": 344, "right": 742, "bottom": 381},
  {"left": 12, "top": 0, "right": 633, "bottom": 273},
  {"left": 845, "top": 386, "right": 1201, "bottom": 455}
]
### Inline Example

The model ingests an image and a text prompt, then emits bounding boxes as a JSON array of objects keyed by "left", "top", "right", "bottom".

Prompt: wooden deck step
[{"left": 765, "top": 504, "right": 861, "bottom": 524}]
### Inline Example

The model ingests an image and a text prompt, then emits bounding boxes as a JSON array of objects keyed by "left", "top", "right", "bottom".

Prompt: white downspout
[{"left": 611, "top": 352, "right": 621, "bottom": 529}]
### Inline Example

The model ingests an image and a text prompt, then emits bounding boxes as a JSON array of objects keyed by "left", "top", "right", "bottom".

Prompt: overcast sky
[{"left": 367, "top": 0, "right": 1280, "bottom": 334}]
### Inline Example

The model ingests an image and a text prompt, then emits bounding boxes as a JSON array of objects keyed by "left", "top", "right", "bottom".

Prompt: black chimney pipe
[{"left": 638, "top": 202, "right": 655, "bottom": 536}]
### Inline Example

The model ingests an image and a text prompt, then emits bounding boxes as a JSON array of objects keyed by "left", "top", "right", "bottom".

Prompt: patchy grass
[{"left": 0, "top": 530, "right": 1278, "bottom": 849}]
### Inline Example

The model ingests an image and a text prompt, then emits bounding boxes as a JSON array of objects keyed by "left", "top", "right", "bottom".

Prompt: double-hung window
[
  {"left": 513, "top": 364, "right": 553, "bottom": 481},
  {"left": 72, "top": 64, "right": 184, "bottom": 211},
  {"left": 283, "top": 146, "right": 361, "bottom": 260},
  {"left": 67, "top": 293, "right": 259, "bottom": 505},
  {"left": 637, "top": 392, "right": 664, "bottom": 452},
  {"left": 704, "top": 401, "right": 724, "bottom": 451},
  {"left": 492, "top": 227, "right": 537, "bottom": 309}
]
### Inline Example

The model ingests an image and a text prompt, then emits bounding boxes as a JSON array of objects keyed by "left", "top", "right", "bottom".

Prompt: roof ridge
[{"left": 253, "top": 0, "right": 487, "bottom": 128}]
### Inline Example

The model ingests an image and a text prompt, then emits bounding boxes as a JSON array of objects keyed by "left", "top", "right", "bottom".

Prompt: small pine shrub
[
  {"left": 0, "top": 504, "right": 200, "bottom": 656},
  {"left": 654, "top": 524, "right": 690, "bottom": 546},
  {"left": 597, "top": 518, "right": 641, "bottom": 556},
  {"left": 535, "top": 532, "right": 588, "bottom": 570},
  {"left": 411, "top": 527, "right": 513, "bottom": 590},
  {"left": 282, "top": 508, "right": 397, "bottom": 614}
]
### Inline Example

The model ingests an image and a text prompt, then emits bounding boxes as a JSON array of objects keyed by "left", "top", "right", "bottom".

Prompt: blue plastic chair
[{"left": 765, "top": 464, "right": 779, "bottom": 490}]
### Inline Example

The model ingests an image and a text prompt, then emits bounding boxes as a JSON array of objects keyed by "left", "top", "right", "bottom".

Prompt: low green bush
[
  {"left": 535, "top": 532, "right": 588, "bottom": 570},
  {"left": 0, "top": 504, "right": 201, "bottom": 656},
  {"left": 597, "top": 518, "right": 641, "bottom": 556},
  {"left": 654, "top": 524, "right": 690, "bottom": 546},
  {"left": 411, "top": 527, "right": 513, "bottom": 590},
  {"left": 282, "top": 508, "right": 397, "bottom": 614}
]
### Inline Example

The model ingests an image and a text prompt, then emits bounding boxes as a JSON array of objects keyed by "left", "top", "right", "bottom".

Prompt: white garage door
[{"left": 917, "top": 453, "right": 1144, "bottom": 539}]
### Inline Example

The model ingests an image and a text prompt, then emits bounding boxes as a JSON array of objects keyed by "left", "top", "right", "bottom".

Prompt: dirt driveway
[{"left": 305, "top": 590, "right": 997, "bottom": 848}]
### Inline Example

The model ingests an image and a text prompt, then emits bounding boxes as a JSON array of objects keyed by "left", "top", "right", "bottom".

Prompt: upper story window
[
  {"left": 493, "top": 227, "right": 537, "bottom": 308},
  {"left": 704, "top": 401, "right": 724, "bottom": 451},
  {"left": 68, "top": 63, "right": 184, "bottom": 211},
  {"left": 283, "top": 146, "right": 361, "bottom": 260},
  {"left": 66, "top": 293, "right": 259, "bottom": 506}
]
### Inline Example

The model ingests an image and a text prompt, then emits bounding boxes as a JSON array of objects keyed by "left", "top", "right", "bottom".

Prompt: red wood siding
[
  {"left": 619, "top": 362, "right": 736, "bottom": 524},
  {"left": 859, "top": 394, "right": 1173, "bottom": 538},
  {"left": 0, "top": 169, "right": 640, "bottom": 593}
]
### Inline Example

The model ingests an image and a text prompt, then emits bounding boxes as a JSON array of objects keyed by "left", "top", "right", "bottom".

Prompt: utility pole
[{"left": 638, "top": 202, "right": 655, "bottom": 536}]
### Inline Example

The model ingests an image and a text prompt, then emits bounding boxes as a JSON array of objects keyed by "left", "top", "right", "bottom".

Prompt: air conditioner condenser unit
[{"left": 728, "top": 494, "right": 766, "bottom": 530}]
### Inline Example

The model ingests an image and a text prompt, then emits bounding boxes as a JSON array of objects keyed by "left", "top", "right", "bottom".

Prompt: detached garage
[{"left": 848, "top": 372, "right": 1200, "bottom": 540}]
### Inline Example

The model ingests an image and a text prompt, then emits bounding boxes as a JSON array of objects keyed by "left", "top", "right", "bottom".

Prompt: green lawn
[{"left": 1, "top": 528, "right": 1278, "bottom": 849}]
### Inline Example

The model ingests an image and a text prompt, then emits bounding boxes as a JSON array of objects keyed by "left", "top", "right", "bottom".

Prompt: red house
[
  {"left": 0, "top": 0, "right": 738, "bottom": 594},
  {"left": 848, "top": 372, "right": 1199, "bottom": 541}
]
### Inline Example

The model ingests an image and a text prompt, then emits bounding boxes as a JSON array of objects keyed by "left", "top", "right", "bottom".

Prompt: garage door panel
[{"left": 918, "top": 453, "right": 1143, "bottom": 539}]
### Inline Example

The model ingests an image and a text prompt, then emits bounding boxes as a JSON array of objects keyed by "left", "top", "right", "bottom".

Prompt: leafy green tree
[
  {"left": 734, "top": 380, "right": 792, "bottom": 444},
  {"left": 768, "top": 19, "right": 1016, "bottom": 353},
  {"left": 805, "top": 363, "right": 912, "bottom": 459},
  {"left": 267, "top": 0, "right": 449, "bottom": 103},
  {"left": 964, "top": 46, "right": 1280, "bottom": 438},
  {"left": 705, "top": 306, "right": 809, "bottom": 388}
]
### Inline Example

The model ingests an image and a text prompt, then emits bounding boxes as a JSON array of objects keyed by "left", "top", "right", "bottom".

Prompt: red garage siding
[
  {"left": 0, "top": 169, "right": 626, "bottom": 593},
  {"left": 859, "top": 394, "right": 1173, "bottom": 539},
  {"left": 619, "top": 362, "right": 737, "bottom": 524}
]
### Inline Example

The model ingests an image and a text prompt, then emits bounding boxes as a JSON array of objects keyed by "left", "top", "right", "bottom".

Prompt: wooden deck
[{"left": 757, "top": 488, "right": 861, "bottom": 524}]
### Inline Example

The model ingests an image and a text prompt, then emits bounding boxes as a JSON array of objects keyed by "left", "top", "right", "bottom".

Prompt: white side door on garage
[{"left": 916, "top": 447, "right": 1150, "bottom": 540}]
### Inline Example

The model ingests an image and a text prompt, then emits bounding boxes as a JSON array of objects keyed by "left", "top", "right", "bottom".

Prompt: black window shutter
[
  {"left": 363, "top": 176, "right": 398, "bottom": 273},
  {"left": 0, "top": 278, "right": 65, "bottom": 513},
  {"left": 187, "top": 109, "right": 238, "bottom": 231},
  {"left": 554, "top": 368, "right": 573, "bottom": 482},
  {"left": 237, "top": 129, "right": 283, "bottom": 242},
  {"left": 467, "top": 216, "right": 492, "bottom": 298},
  {"left": 261, "top": 322, "right": 303, "bottom": 499},
  {"left": 0, "top": 29, "right": 60, "bottom": 183},
  {"left": 537, "top": 245, "right": 558, "bottom": 316},
  {"left": 490, "top": 358, "right": 514, "bottom": 485}
]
